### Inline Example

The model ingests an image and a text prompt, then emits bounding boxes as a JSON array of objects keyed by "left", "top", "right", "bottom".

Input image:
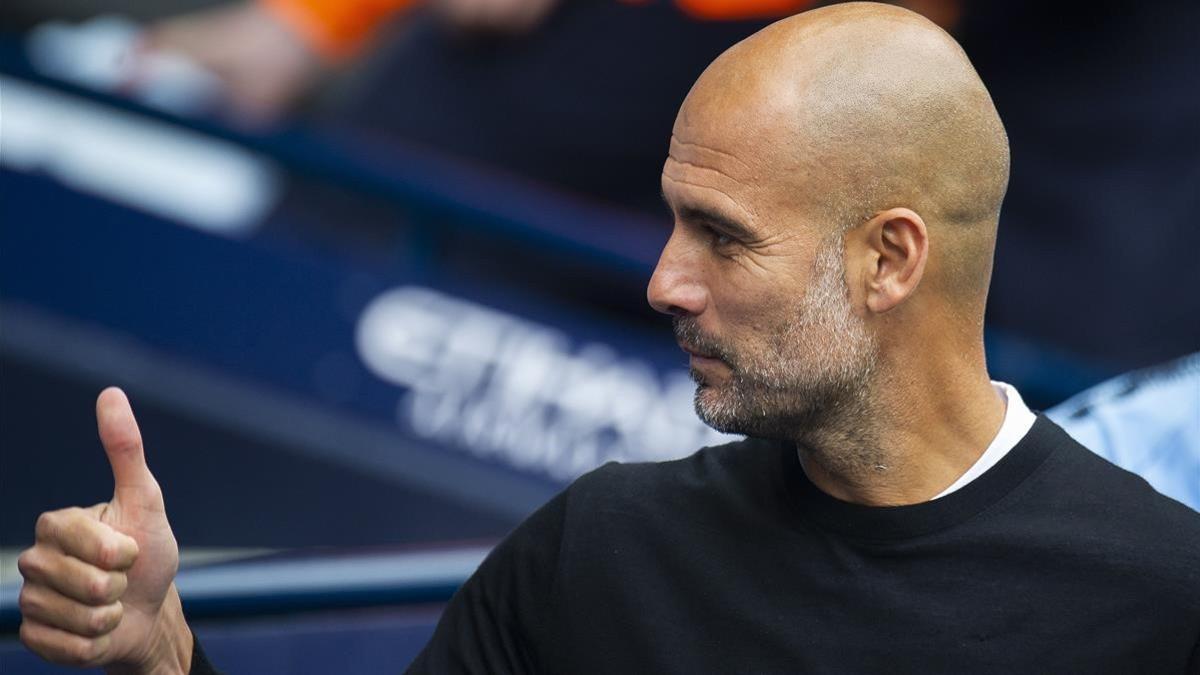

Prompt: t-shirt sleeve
[
  {"left": 189, "top": 631, "right": 222, "bottom": 675},
  {"left": 405, "top": 490, "right": 569, "bottom": 674}
]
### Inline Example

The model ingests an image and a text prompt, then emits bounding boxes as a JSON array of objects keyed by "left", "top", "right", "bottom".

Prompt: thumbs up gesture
[{"left": 18, "top": 388, "right": 193, "bottom": 672}]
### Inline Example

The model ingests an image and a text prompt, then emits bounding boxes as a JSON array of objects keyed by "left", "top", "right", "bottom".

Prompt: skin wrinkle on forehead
[
  {"left": 661, "top": 172, "right": 759, "bottom": 231},
  {"left": 669, "top": 136, "right": 756, "bottom": 175},
  {"left": 662, "top": 144, "right": 813, "bottom": 279},
  {"left": 668, "top": 117, "right": 829, "bottom": 250},
  {"left": 662, "top": 160, "right": 755, "bottom": 212},
  {"left": 663, "top": 134, "right": 772, "bottom": 246},
  {"left": 665, "top": 158, "right": 751, "bottom": 189}
]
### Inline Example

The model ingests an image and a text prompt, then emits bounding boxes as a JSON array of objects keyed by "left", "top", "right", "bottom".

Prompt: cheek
[{"left": 708, "top": 276, "right": 794, "bottom": 344}]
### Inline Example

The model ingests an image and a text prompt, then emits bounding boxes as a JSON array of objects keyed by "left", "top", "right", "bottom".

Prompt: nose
[{"left": 647, "top": 231, "right": 707, "bottom": 317}]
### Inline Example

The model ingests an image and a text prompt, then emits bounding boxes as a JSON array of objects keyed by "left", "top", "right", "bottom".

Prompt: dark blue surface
[
  {"left": 0, "top": 606, "right": 441, "bottom": 674},
  {"left": 0, "top": 163, "right": 685, "bottom": 444}
]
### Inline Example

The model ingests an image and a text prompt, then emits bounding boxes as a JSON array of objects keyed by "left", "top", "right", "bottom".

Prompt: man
[{"left": 17, "top": 3, "right": 1200, "bottom": 673}]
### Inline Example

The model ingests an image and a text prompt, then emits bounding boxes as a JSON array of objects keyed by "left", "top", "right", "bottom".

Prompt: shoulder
[
  {"left": 563, "top": 436, "right": 782, "bottom": 513},
  {"left": 1036, "top": 415, "right": 1198, "bottom": 522},
  {"left": 1026, "top": 416, "right": 1200, "bottom": 588},
  {"left": 559, "top": 437, "right": 787, "bottom": 530},
  {"left": 485, "top": 437, "right": 776, "bottom": 561}
]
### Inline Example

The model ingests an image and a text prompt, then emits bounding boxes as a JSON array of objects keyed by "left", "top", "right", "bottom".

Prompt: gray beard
[{"left": 676, "top": 234, "right": 884, "bottom": 473}]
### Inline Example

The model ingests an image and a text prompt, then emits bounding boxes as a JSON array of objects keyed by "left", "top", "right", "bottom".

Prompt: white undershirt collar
[{"left": 932, "top": 381, "right": 1037, "bottom": 500}]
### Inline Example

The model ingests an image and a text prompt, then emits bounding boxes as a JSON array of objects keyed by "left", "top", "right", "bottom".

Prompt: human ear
[{"left": 862, "top": 208, "right": 928, "bottom": 314}]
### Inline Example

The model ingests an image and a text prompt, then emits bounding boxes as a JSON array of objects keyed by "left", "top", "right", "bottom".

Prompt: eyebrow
[{"left": 661, "top": 190, "right": 758, "bottom": 242}]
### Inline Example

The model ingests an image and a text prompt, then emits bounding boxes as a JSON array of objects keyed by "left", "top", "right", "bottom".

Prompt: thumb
[{"left": 96, "top": 387, "right": 159, "bottom": 494}]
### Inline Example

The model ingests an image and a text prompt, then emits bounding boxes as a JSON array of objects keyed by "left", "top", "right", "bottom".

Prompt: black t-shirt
[{"left": 408, "top": 416, "right": 1200, "bottom": 673}]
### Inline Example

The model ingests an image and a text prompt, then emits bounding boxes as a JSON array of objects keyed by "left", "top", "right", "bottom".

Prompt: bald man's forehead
[
  {"left": 663, "top": 135, "right": 758, "bottom": 229},
  {"left": 667, "top": 135, "right": 755, "bottom": 180},
  {"left": 669, "top": 86, "right": 826, "bottom": 225},
  {"left": 671, "top": 79, "right": 808, "bottom": 186}
]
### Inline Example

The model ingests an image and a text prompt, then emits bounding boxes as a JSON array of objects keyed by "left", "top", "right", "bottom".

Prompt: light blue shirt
[{"left": 1048, "top": 352, "right": 1200, "bottom": 511}]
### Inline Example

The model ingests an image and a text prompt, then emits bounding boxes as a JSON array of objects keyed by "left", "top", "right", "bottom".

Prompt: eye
[{"left": 706, "top": 226, "right": 735, "bottom": 248}]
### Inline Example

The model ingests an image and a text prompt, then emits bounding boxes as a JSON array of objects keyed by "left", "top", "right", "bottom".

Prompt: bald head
[
  {"left": 675, "top": 2, "right": 1009, "bottom": 300},
  {"left": 653, "top": 3, "right": 1015, "bottom": 483}
]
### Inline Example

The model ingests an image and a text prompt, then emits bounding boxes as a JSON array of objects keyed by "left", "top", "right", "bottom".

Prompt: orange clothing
[
  {"left": 260, "top": 0, "right": 418, "bottom": 60},
  {"left": 670, "top": 0, "right": 817, "bottom": 21},
  {"left": 261, "top": 0, "right": 818, "bottom": 61}
]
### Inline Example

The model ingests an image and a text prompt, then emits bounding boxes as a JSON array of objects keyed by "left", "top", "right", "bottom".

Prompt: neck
[{"left": 795, "top": 343, "right": 1005, "bottom": 507}]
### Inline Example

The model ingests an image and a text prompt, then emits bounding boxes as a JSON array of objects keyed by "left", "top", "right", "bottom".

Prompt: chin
[{"left": 693, "top": 386, "right": 745, "bottom": 435}]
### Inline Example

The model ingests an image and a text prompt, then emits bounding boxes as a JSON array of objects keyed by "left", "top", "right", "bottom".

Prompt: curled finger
[
  {"left": 18, "top": 547, "right": 128, "bottom": 606},
  {"left": 35, "top": 507, "right": 138, "bottom": 570},
  {"left": 19, "top": 583, "right": 123, "bottom": 638},
  {"left": 19, "top": 619, "right": 114, "bottom": 668}
]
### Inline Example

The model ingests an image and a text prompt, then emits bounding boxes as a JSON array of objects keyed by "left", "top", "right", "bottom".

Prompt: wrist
[{"left": 108, "top": 585, "right": 193, "bottom": 675}]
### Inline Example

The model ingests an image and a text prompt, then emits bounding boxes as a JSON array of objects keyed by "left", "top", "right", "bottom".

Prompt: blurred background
[{"left": 1, "top": 0, "right": 1197, "bottom": 672}]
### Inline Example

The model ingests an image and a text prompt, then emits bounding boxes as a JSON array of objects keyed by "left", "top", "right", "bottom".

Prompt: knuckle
[
  {"left": 17, "top": 587, "right": 38, "bottom": 616},
  {"left": 81, "top": 634, "right": 112, "bottom": 667},
  {"left": 34, "top": 511, "right": 57, "bottom": 540},
  {"left": 108, "top": 571, "right": 128, "bottom": 599},
  {"left": 18, "top": 621, "right": 36, "bottom": 650},
  {"left": 108, "top": 602, "right": 125, "bottom": 631},
  {"left": 67, "top": 637, "right": 98, "bottom": 666},
  {"left": 40, "top": 508, "right": 82, "bottom": 540},
  {"left": 86, "top": 606, "right": 115, "bottom": 636},
  {"left": 19, "top": 622, "right": 50, "bottom": 658},
  {"left": 16, "top": 548, "right": 41, "bottom": 577},
  {"left": 94, "top": 541, "right": 116, "bottom": 569},
  {"left": 87, "top": 575, "right": 111, "bottom": 604}
]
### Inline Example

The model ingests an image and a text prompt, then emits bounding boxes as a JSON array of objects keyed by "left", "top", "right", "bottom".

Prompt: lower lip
[{"left": 689, "top": 354, "right": 723, "bottom": 367}]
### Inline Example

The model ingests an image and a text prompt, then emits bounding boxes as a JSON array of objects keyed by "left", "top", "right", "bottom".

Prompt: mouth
[{"left": 679, "top": 343, "right": 721, "bottom": 363}]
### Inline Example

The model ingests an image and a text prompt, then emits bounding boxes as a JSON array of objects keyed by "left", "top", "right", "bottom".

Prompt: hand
[
  {"left": 18, "top": 388, "right": 192, "bottom": 673},
  {"left": 140, "top": 1, "right": 319, "bottom": 123}
]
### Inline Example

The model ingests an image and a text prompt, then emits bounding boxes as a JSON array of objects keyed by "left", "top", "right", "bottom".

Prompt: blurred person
[
  {"left": 138, "top": 0, "right": 824, "bottom": 123},
  {"left": 137, "top": 1, "right": 325, "bottom": 123},
  {"left": 140, "top": 0, "right": 957, "bottom": 211},
  {"left": 18, "top": 3, "right": 1200, "bottom": 673},
  {"left": 1049, "top": 351, "right": 1200, "bottom": 511}
]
